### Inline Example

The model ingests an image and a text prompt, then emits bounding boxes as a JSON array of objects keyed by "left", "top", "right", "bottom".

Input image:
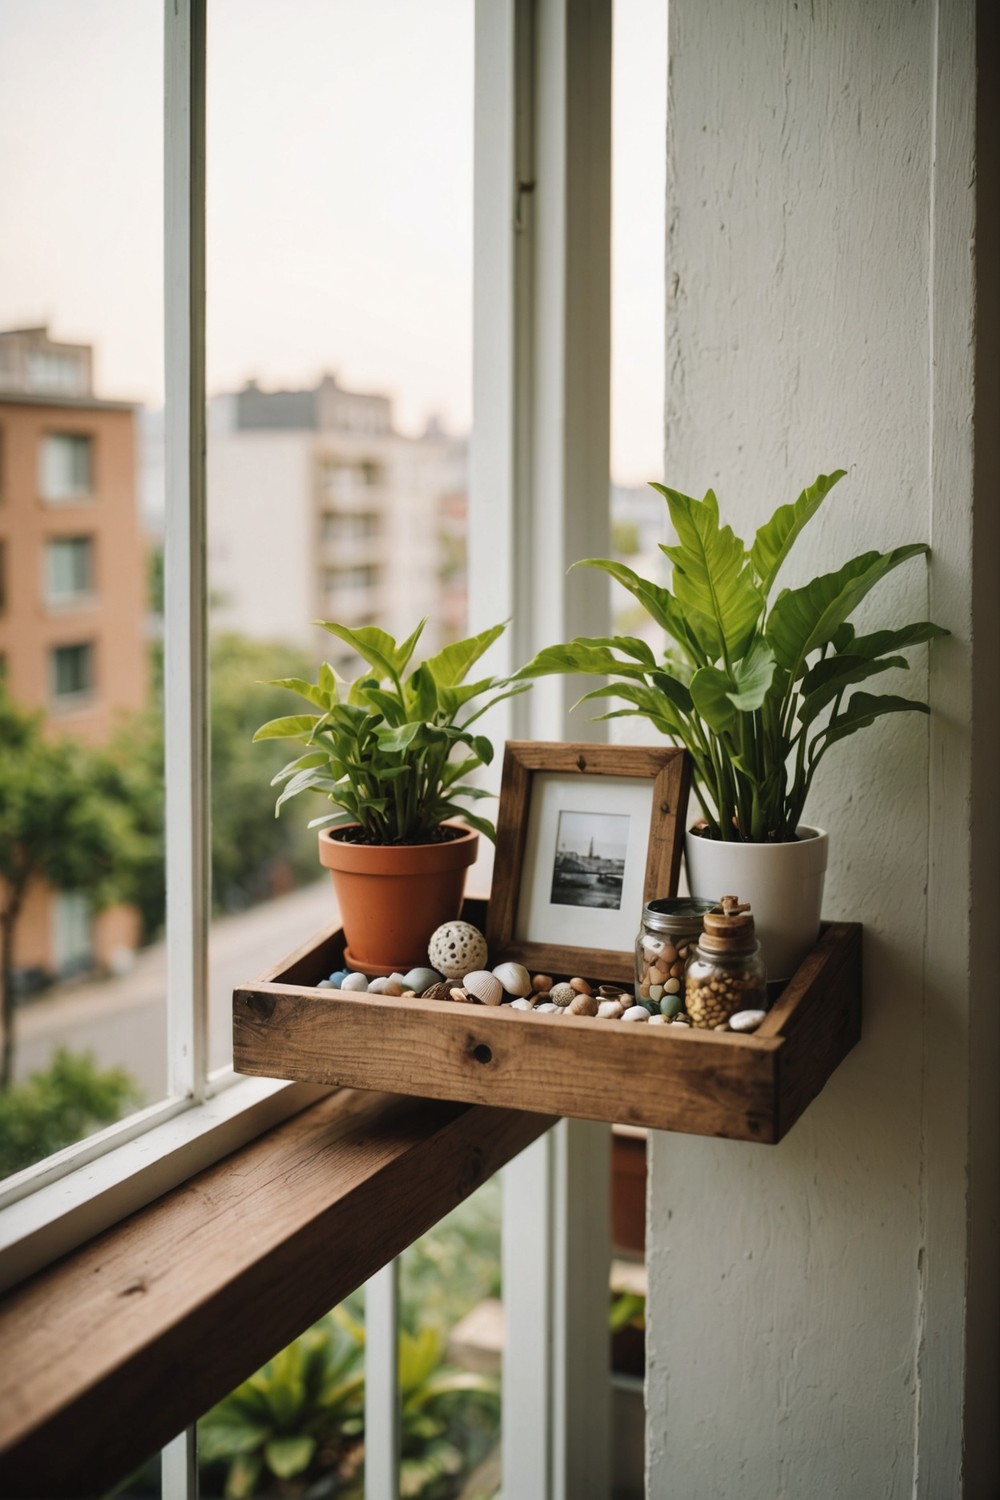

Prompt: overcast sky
[{"left": 0, "top": 0, "right": 665, "bottom": 484}]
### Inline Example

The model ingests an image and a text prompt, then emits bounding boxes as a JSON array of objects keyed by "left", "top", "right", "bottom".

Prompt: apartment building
[
  {"left": 0, "top": 326, "right": 149, "bottom": 981},
  {"left": 207, "top": 373, "right": 468, "bottom": 670}
]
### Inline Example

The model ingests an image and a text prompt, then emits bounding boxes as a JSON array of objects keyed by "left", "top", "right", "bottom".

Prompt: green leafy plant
[
  {"left": 198, "top": 1305, "right": 366, "bottom": 1498},
  {"left": 396, "top": 1326, "right": 499, "bottom": 1500},
  {"left": 517, "top": 471, "right": 948, "bottom": 843},
  {"left": 0, "top": 1048, "right": 143, "bottom": 1178},
  {"left": 253, "top": 620, "right": 527, "bottom": 844}
]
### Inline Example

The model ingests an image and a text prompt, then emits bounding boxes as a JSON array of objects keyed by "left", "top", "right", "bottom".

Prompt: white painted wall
[{"left": 646, "top": 1, "right": 997, "bottom": 1495}]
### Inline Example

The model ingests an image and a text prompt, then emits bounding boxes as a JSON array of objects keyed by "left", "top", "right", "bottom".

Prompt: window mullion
[{"left": 164, "top": 0, "right": 209, "bottom": 1103}]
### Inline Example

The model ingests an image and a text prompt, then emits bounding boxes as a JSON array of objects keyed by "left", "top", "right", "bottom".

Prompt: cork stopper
[{"left": 698, "top": 895, "right": 758, "bottom": 955}]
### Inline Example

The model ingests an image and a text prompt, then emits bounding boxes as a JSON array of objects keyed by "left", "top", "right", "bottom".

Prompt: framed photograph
[{"left": 486, "top": 742, "right": 691, "bottom": 983}]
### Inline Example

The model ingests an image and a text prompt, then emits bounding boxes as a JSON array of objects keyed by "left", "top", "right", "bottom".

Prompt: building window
[
  {"left": 40, "top": 432, "right": 93, "bottom": 502},
  {"left": 50, "top": 641, "right": 95, "bottom": 704},
  {"left": 45, "top": 535, "right": 94, "bottom": 603},
  {"left": 0, "top": 538, "right": 6, "bottom": 612}
]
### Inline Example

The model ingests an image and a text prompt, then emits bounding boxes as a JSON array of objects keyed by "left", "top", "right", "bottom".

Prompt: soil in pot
[{"left": 318, "top": 821, "right": 479, "bottom": 977}]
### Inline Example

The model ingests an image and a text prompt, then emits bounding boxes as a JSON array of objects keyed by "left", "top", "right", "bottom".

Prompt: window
[
  {"left": 40, "top": 433, "right": 93, "bottom": 502},
  {"left": 0, "top": 538, "right": 6, "bottom": 612},
  {"left": 45, "top": 535, "right": 94, "bottom": 603},
  {"left": 50, "top": 641, "right": 94, "bottom": 703}
]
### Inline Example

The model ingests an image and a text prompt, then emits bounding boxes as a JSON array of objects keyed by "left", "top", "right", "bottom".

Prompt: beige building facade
[{"left": 0, "top": 327, "right": 149, "bottom": 984}]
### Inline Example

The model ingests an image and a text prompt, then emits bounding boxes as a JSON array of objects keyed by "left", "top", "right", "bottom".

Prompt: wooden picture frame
[{"left": 485, "top": 742, "right": 691, "bottom": 984}]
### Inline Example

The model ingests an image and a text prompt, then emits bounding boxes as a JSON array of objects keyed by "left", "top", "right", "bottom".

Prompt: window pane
[
  {"left": 46, "top": 536, "right": 94, "bottom": 600},
  {"left": 204, "top": 0, "right": 473, "bottom": 1074},
  {"left": 0, "top": 0, "right": 167, "bottom": 1181},
  {"left": 40, "top": 431, "right": 93, "bottom": 501}
]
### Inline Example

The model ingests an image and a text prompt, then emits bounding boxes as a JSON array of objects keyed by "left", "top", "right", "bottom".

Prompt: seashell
[
  {"left": 569, "top": 977, "right": 592, "bottom": 996},
  {"left": 340, "top": 972, "right": 369, "bottom": 993},
  {"left": 597, "top": 984, "right": 625, "bottom": 999},
  {"left": 450, "top": 986, "right": 470, "bottom": 1002},
  {"left": 421, "top": 981, "right": 454, "bottom": 1001},
  {"left": 492, "top": 961, "right": 532, "bottom": 997},
  {"left": 597, "top": 999, "right": 624, "bottom": 1019},
  {"left": 567, "top": 992, "right": 598, "bottom": 1016},
  {"left": 428, "top": 921, "right": 488, "bottom": 978},
  {"left": 404, "top": 966, "right": 444, "bottom": 993},
  {"left": 531, "top": 974, "right": 554, "bottom": 992},
  {"left": 549, "top": 982, "right": 576, "bottom": 1008},
  {"left": 621, "top": 1004, "right": 650, "bottom": 1022},
  {"left": 464, "top": 969, "right": 503, "bottom": 1006}
]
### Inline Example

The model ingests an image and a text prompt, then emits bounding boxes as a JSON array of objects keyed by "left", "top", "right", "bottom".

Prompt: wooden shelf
[{"left": 233, "top": 902, "right": 862, "bottom": 1145}]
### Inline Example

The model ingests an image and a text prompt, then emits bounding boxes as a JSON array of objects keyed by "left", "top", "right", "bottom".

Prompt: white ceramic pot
[{"left": 683, "top": 825, "right": 829, "bottom": 983}]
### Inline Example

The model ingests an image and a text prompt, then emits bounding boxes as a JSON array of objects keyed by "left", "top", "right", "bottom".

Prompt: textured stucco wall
[{"left": 646, "top": 1, "right": 988, "bottom": 1495}]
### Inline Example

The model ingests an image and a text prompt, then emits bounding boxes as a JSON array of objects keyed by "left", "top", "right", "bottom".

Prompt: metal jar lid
[{"left": 640, "top": 897, "right": 717, "bottom": 935}]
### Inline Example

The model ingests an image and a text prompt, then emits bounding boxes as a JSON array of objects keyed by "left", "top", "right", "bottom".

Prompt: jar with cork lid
[{"left": 684, "top": 895, "right": 767, "bottom": 1029}]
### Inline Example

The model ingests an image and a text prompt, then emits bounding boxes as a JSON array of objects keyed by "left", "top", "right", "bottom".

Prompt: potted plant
[
  {"left": 254, "top": 618, "right": 527, "bottom": 975},
  {"left": 515, "top": 470, "right": 947, "bottom": 978}
]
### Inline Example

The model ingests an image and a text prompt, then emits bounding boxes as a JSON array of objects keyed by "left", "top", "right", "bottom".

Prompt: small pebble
[
  {"left": 340, "top": 972, "right": 369, "bottom": 993},
  {"left": 664, "top": 977, "right": 681, "bottom": 995},
  {"left": 728, "top": 1009, "right": 767, "bottom": 1033},
  {"left": 403, "top": 966, "right": 443, "bottom": 993},
  {"left": 714, "top": 1020, "right": 730, "bottom": 1031},
  {"left": 317, "top": 978, "right": 336, "bottom": 989},
  {"left": 367, "top": 976, "right": 390, "bottom": 994},
  {"left": 450, "top": 986, "right": 469, "bottom": 1001},
  {"left": 621, "top": 1005, "right": 650, "bottom": 1022},
  {"left": 510, "top": 998, "right": 534, "bottom": 1011},
  {"left": 672, "top": 1016, "right": 691, "bottom": 1027},
  {"left": 383, "top": 980, "right": 405, "bottom": 997},
  {"left": 648, "top": 1014, "right": 669, "bottom": 1025},
  {"left": 569, "top": 976, "right": 592, "bottom": 996},
  {"left": 649, "top": 983, "right": 664, "bottom": 1002},
  {"left": 532, "top": 974, "right": 554, "bottom": 992},
  {"left": 597, "top": 999, "right": 624, "bottom": 1019},
  {"left": 661, "top": 994, "right": 683, "bottom": 1018},
  {"left": 327, "top": 970, "right": 348, "bottom": 988},
  {"left": 534, "top": 1002, "right": 559, "bottom": 1013},
  {"left": 567, "top": 992, "right": 599, "bottom": 1016}
]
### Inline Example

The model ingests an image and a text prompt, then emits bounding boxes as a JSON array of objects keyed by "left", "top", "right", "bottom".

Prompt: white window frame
[{"left": 1, "top": 14, "right": 618, "bottom": 1496}]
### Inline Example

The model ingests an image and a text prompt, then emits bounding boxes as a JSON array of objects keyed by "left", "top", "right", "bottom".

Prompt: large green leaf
[
  {"left": 689, "top": 638, "right": 776, "bottom": 733},
  {"left": 422, "top": 621, "right": 507, "bottom": 686},
  {"left": 749, "top": 470, "right": 846, "bottom": 597},
  {"left": 317, "top": 622, "right": 403, "bottom": 681},
  {"left": 765, "top": 544, "right": 930, "bottom": 677},
  {"left": 252, "top": 714, "right": 321, "bottom": 743},
  {"left": 576, "top": 682, "right": 683, "bottom": 734},
  {"left": 844, "top": 620, "right": 949, "bottom": 660},
  {"left": 264, "top": 1434, "right": 317, "bottom": 1479},
  {"left": 816, "top": 690, "right": 929, "bottom": 752},
  {"left": 515, "top": 638, "right": 654, "bottom": 682},
  {"left": 571, "top": 558, "right": 700, "bottom": 658},
  {"left": 655, "top": 485, "right": 764, "bottom": 661},
  {"left": 262, "top": 676, "right": 332, "bottom": 711},
  {"left": 798, "top": 653, "right": 909, "bottom": 726}
]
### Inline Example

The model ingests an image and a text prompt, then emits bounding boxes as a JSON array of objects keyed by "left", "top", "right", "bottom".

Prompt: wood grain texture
[
  {"left": 233, "top": 920, "right": 862, "bottom": 1145},
  {"left": 0, "top": 1091, "right": 552, "bottom": 1498}
]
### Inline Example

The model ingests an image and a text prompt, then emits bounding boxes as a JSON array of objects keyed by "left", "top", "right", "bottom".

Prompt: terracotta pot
[
  {"left": 317, "top": 822, "right": 479, "bottom": 977},
  {"left": 684, "top": 824, "right": 829, "bottom": 983}
]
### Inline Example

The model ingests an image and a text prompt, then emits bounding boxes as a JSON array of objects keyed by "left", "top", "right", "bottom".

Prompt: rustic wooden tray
[{"left": 233, "top": 899, "right": 861, "bottom": 1145}]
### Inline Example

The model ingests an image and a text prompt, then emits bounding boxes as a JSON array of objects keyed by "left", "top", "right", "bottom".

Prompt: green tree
[
  {"left": 0, "top": 1048, "right": 142, "bottom": 1177},
  {"left": 210, "top": 634, "right": 320, "bottom": 912},
  {"left": 0, "top": 691, "right": 151, "bottom": 1088}
]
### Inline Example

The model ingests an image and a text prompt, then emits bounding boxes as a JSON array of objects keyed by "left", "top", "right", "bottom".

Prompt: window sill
[{"left": 0, "top": 1088, "right": 551, "bottom": 1497}]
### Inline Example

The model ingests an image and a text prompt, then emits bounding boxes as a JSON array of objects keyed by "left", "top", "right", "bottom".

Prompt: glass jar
[
  {"left": 635, "top": 897, "right": 717, "bottom": 1017},
  {"left": 684, "top": 895, "right": 767, "bottom": 1029}
]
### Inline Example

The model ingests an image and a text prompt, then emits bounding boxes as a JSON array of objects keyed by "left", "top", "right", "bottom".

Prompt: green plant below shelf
[
  {"left": 254, "top": 620, "right": 527, "bottom": 845},
  {"left": 517, "top": 470, "right": 948, "bottom": 842}
]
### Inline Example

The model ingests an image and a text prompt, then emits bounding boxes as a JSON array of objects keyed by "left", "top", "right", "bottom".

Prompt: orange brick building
[{"left": 0, "top": 327, "right": 150, "bottom": 982}]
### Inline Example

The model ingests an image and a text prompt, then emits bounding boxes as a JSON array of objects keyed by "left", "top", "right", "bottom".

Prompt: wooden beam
[{"left": 0, "top": 1090, "right": 553, "bottom": 1498}]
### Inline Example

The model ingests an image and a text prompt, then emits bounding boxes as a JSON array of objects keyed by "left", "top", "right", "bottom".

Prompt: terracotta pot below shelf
[{"left": 318, "top": 822, "right": 479, "bottom": 977}]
